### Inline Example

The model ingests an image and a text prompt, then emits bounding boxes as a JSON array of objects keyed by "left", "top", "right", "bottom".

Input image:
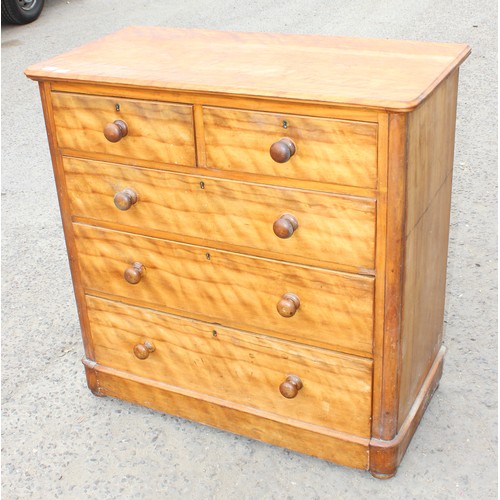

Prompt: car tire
[{"left": 2, "top": 0, "right": 45, "bottom": 25}]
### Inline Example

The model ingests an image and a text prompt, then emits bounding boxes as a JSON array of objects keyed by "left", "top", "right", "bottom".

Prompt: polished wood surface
[
  {"left": 272, "top": 214, "right": 299, "bottom": 239},
  {"left": 74, "top": 224, "right": 375, "bottom": 355},
  {"left": 61, "top": 147, "right": 377, "bottom": 198},
  {"left": 50, "top": 80, "right": 380, "bottom": 122},
  {"left": 269, "top": 138, "right": 296, "bottom": 163},
  {"left": 25, "top": 27, "right": 470, "bottom": 111},
  {"left": 26, "top": 27, "right": 469, "bottom": 477},
  {"left": 36, "top": 82, "right": 97, "bottom": 364},
  {"left": 398, "top": 73, "right": 458, "bottom": 427},
  {"left": 103, "top": 119, "right": 128, "bottom": 143},
  {"left": 63, "top": 157, "right": 377, "bottom": 271},
  {"left": 87, "top": 296, "right": 373, "bottom": 435},
  {"left": 86, "top": 360, "right": 370, "bottom": 469},
  {"left": 369, "top": 112, "right": 390, "bottom": 441},
  {"left": 133, "top": 340, "right": 155, "bottom": 360},
  {"left": 204, "top": 107, "right": 378, "bottom": 189},
  {"left": 371, "top": 113, "right": 408, "bottom": 442},
  {"left": 276, "top": 293, "right": 301, "bottom": 318},
  {"left": 279, "top": 375, "right": 303, "bottom": 399},
  {"left": 113, "top": 188, "right": 137, "bottom": 211},
  {"left": 52, "top": 92, "right": 196, "bottom": 166},
  {"left": 370, "top": 74, "right": 460, "bottom": 475},
  {"left": 123, "top": 262, "right": 144, "bottom": 285},
  {"left": 370, "top": 347, "right": 445, "bottom": 478}
]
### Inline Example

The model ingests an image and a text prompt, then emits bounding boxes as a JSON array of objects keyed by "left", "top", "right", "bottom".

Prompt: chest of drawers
[{"left": 25, "top": 27, "right": 470, "bottom": 478}]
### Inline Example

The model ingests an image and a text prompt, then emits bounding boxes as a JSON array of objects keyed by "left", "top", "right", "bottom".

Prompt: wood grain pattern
[
  {"left": 405, "top": 71, "right": 459, "bottom": 235},
  {"left": 204, "top": 107, "right": 378, "bottom": 189},
  {"left": 369, "top": 346, "right": 445, "bottom": 478},
  {"left": 86, "top": 296, "right": 373, "bottom": 436},
  {"left": 86, "top": 360, "right": 370, "bottom": 469},
  {"left": 60, "top": 147, "right": 378, "bottom": 198},
  {"left": 74, "top": 224, "right": 375, "bottom": 355},
  {"left": 398, "top": 73, "right": 459, "bottom": 426},
  {"left": 371, "top": 112, "right": 408, "bottom": 441},
  {"left": 25, "top": 27, "right": 470, "bottom": 110},
  {"left": 37, "top": 82, "right": 97, "bottom": 365},
  {"left": 370, "top": 112, "right": 390, "bottom": 439},
  {"left": 372, "top": 114, "right": 407, "bottom": 440},
  {"left": 51, "top": 92, "right": 195, "bottom": 166},
  {"left": 63, "top": 157, "right": 376, "bottom": 271},
  {"left": 49, "top": 81, "right": 380, "bottom": 122},
  {"left": 25, "top": 27, "right": 470, "bottom": 476}
]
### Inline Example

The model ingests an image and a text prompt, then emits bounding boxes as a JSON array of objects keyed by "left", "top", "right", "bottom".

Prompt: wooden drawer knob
[
  {"left": 114, "top": 188, "right": 138, "bottom": 211},
  {"left": 133, "top": 340, "right": 155, "bottom": 360},
  {"left": 277, "top": 292, "right": 300, "bottom": 317},
  {"left": 279, "top": 375, "right": 303, "bottom": 399},
  {"left": 270, "top": 138, "right": 296, "bottom": 163},
  {"left": 273, "top": 214, "right": 298, "bottom": 239},
  {"left": 124, "top": 262, "right": 144, "bottom": 284},
  {"left": 104, "top": 119, "right": 128, "bottom": 142}
]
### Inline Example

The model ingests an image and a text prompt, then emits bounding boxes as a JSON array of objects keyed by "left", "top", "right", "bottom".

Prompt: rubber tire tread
[{"left": 1, "top": 0, "right": 45, "bottom": 25}]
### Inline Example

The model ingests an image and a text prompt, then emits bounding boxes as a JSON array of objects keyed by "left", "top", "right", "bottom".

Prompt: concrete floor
[{"left": 1, "top": 1, "right": 497, "bottom": 498}]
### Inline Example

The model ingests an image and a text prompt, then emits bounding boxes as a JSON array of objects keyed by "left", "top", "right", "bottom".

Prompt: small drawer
[
  {"left": 203, "top": 107, "right": 378, "bottom": 189},
  {"left": 51, "top": 92, "right": 196, "bottom": 166},
  {"left": 87, "top": 296, "right": 373, "bottom": 437},
  {"left": 64, "top": 157, "right": 376, "bottom": 271},
  {"left": 74, "top": 224, "right": 374, "bottom": 355}
]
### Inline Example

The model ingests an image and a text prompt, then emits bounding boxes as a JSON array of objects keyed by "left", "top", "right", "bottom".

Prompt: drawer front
[
  {"left": 204, "top": 107, "right": 378, "bottom": 189},
  {"left": 64, "top": 157, "right": 376, "bottom": 271},
  {"left": 87, "top": 296, "right": 373, "bottom": 437},
  {"left": 51, "top": 92, "right": 196, "bottom": 166},
  {"left": 74, "top": 224, "right": 374, "bottom": 355}
]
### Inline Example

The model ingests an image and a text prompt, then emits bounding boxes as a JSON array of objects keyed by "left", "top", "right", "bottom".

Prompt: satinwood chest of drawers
[{"left": 25, "top": 27, "right": 470, "bottom": 477}]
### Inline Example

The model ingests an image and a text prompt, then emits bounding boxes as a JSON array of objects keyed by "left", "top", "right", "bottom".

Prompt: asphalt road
[{"left": 2, "top": 1, "right": 497, "bottom": 498}]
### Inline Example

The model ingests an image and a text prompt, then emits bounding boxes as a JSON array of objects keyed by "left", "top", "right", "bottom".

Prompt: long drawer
[
  {"left": 87, "top": 296, "right": 373, "bottom": 437},
  {"left": 64, "top": 157, "right": 376, "bottom": 271},
  {"left": 74, "top": 224, "right": 374, "bottom": 355},
  {"left": 52, "top": 92, "right": 196, "bottom": 166},
  {"left": 203, "top": 106, "right": 378, "bottom": 189}
]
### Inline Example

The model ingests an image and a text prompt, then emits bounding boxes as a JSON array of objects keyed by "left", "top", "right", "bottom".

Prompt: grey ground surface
[{"left": 1, "top": 1, "right": 497, "bottom": 498}]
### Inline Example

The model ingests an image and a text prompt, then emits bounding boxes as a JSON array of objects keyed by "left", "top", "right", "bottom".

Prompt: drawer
[
  {"left": 203, "top": 107, "right": 378, "bottom": 189},
  {"left": 86, "top": 296, "right": 373, "bottom": 437},
  {"left": 64, "top": 157, "right": 376, "bottom": 271},
  {"left": 51, "top": 92, "right": 196, "bottom": 166},
  {"left": 74, "top": 224, "right": 374, "bottom": 355}
]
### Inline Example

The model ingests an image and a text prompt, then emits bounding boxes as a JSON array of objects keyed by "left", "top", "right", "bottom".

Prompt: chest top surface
[{"left": 25, "top": 26, "right": 470, "bottom": 111}]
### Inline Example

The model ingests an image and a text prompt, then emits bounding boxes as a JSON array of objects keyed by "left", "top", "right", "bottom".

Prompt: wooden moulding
[
  {"left": 73, "top": 223, "right": 375, "bottom": 356},
  {"left": 82, "top": 337, "right": 445, "bottom": 477},
  {"left": 24, "top": 27, "right": 471, "bottom": 112},
  {"left": 371, "top": 112, "right": 408, "bottom": 441},
  {"left": 37, "top": 81, "right": 97, "bottom": 364},
  {"left": 62, "top": 156, "right": 377, "bottom": 273},
  {"left": 82, "top": 357, "right": 370, "bottom": 470},
  {"left": 369, "top": 346, "right": 445, "bottom": 478},
  {"left": 202, "top": 106, "right": 378, "bottom": 189},
  {"left": 86, "top": 295, "right": 373, "bottom": 436},
  {"left": 51, "top": 91, "right": 196, "bottom": 167},
  {"left": 28, "top": 30, "right": 470, "bottom": 477}
]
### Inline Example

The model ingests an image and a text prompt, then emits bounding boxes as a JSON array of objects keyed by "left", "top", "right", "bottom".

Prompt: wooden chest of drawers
[{"left": 25, "top": 27, "right": 470, "bottom": 478}]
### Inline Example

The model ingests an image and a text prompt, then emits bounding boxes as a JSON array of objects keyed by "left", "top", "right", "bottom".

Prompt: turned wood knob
[
  {"left": 279, "top": 375, "right": 303, "bottom": 399},
  {"left": 104, "top": 119, "right": 128, "bottom": 142},
  {"left": 124, "top": 262, "right": 144, "bottom": 284},
  {"left": 133, "top": 340, "right": 155, "bottom": 360},
  {"left": 273, "top": 214, "right": 298, "bottom": 239},
  {"left": 270, "top": 138, "right": 296, "bottom": 163},
  {"left": 277, "top": 292, "right": 300, "bottom": 317},
  {"left": 114, "top": 188, "right": 138, "bottom": 211}
]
